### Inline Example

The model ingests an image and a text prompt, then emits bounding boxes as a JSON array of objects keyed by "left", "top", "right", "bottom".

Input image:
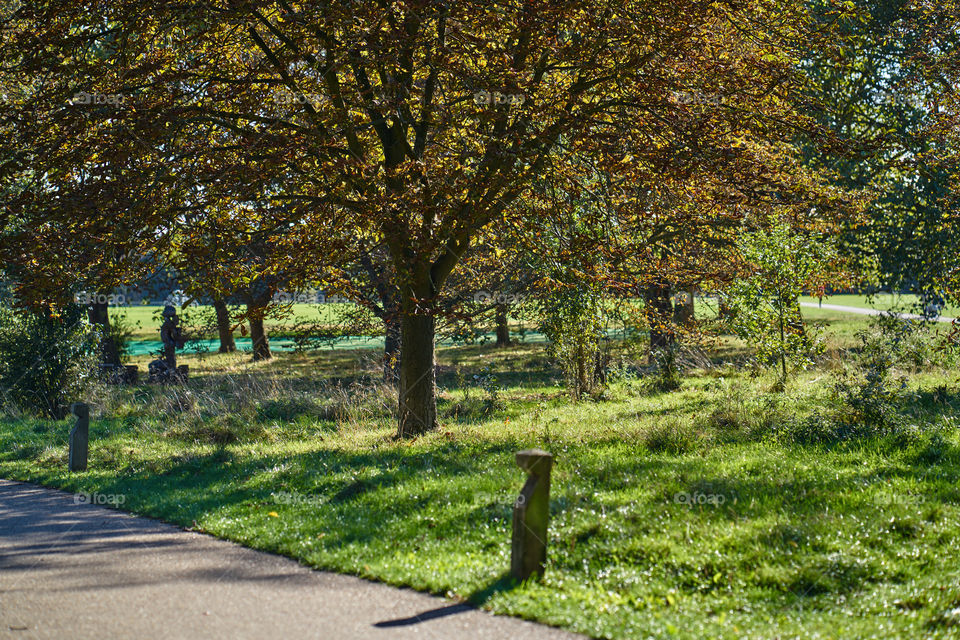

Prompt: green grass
[
  {"left": 113, "top": 303, "right": 353, "bottom": 340},
  {"left": 113, "top": 295, "right": 958, "bottom": 344},
  {"left": 2, "top": 317, "right": 960, "bottom": 638}
]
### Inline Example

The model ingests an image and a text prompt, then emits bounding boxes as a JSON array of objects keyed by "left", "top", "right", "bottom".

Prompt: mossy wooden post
[
  {"left": 68, "top": 402, "right": 89, "bottom": 472},
  {"left": 511, "top": 448, "right": 553, "bottom": 581}
]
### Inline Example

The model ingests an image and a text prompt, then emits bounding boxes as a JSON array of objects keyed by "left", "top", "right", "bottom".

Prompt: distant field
[
  {"left": 112, "top": 303, "right": 354, "bottom": 340},
  {"left": 107, "top": 295, "right": 955, "bottom": 345}
]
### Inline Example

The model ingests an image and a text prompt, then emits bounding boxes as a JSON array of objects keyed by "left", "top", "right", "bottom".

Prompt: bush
[
  {"left": 776, "top": 313, "right": 947, "bottom": 446},
  {"left": 725, "top": 224, "right": 833, "bottom": 389},
  {"left": 619, "top": 342, "right": 715, "bottom": 396},
  {"left": 169, "top": 304, "right": 216, "bottom": 357},
  {"left": 540, "top": 283, "right": 609, "bottom": 400},
  {"left": 108, "top": 313, "right": 138, "bottom": 362},
  {"left": 830, "top": 315, "right": 925, "bottom": 434},
  {"left": 443, "top": 365, "right": 504, "bottom": 420},
  {"left": 0, "top": 304, "right": 100, "bottom": 418},
  {"left": 642, "top": 419, "right": 695, "bottom": 454},
  {"left": 870, "top": 312, "right": 959, "bottom": 370},
  {"left": 644, "top": 343, "right": 684, "bottom": 392}
]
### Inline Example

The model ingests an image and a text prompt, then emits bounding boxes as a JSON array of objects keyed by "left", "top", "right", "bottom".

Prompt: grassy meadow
[{"left": 1, "top": 306, "right": 959, "bottom": 638}]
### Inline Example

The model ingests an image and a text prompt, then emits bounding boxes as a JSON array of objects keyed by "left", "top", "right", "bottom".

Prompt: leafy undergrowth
[{"left": 2, "top": 343, "right": 960, "bottom": 639}]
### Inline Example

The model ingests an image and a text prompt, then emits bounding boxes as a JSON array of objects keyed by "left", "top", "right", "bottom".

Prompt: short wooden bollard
[
  {"left": 68, "top": 402, "right": 89, "bottom": 472},
  {"left": 511, "top": 448, "right": 553, "bottom": 581}
]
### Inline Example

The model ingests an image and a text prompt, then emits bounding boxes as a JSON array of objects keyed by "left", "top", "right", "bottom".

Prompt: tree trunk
[
  {"left": 495, "top": 303, "right": 511, "bottom": 346},
  {"left": 383, "top": 313, "right": 401, "bottom": 384},
  {"left": 214, "top": 299, "right": 236, "bottom": 353},
  {"left": 575, "top": 342, "right": 587, "bottom": 398},
  {"left": 593, "top": 349, "right": 607, "bottom": 387},
  {"left": 247, "top": 304, "right": 271, "bottom": 361},
  {"left": 673, "top": 289, "right": 695, "bottom": 327},
  {"left": 644, "top": 284, "right": 674, "bottom": 361},
  {"left": 396, "top": 311, "right": 437, "bottom": 437},
  {"left": 778, "top": 303, "right": 787, "bottom": 388},
  {"left": 87, "top": 302, "right": 121, "bottom": 367}
]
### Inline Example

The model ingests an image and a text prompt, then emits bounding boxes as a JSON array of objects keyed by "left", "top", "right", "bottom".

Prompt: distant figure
[
  {"left": 149, "top": 306, "right": 186, "bottom": 382},
  {"left": 922, "top": 292, "right": 945, "bottom": 320},
  {"left": 160, "top": 305, "right": 185, "bottom": 367}
]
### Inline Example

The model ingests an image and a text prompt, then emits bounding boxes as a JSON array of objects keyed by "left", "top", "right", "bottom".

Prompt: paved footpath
[
  {"left": 800, "top": 301, "right": 956, "bottom": 324},
  {"left": 0, "top": 479, "right": 583, "bottom": 640}
]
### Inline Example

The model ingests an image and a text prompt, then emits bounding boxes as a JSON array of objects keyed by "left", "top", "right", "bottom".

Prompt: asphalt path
[
  {"left": 0, "top": 479, "right": 583, "bottom": 640},
  {"left": 799, "top": 301, "right": 956, "bottom": 324}
]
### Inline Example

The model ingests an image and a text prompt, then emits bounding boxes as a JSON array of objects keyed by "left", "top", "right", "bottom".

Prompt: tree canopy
[{"left": 1, "top": 0, "right": 864, "bottom": 434}]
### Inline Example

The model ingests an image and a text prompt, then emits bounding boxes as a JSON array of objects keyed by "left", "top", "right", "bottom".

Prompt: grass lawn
[
  {"left": 2, "top": 315, "right": 960, "bottom": 638},
  {"left": 113, "top": 303, "right": 354, "bottom": 340},
  {"left": 113, "top": 295, "right": 958, "bottom": 345}
]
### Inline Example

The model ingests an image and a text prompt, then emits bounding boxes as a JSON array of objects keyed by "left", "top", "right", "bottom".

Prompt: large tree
[
  {"left": 798, "top": 0, "right": 960, "bottom": 302},
  {"left": 1, "top": 0, "right": 853, "bottom": 435},
  {"left": 905, "top": 0, "right": 960, "bottom": 301}
]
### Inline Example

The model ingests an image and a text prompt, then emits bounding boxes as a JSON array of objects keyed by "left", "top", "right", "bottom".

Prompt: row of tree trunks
[
  {"left": 89, "top": 285, "right": 694, "bottom": 413},
  {"left": 213, "top": 298, "right": 236, "bottom": 353},
  {"left": 87, "top": 298, "right": 263, "bottom": 365},
  {"left": 495, "top": 303, "right": 511, "bottom": 346},
  {"left": 645, "top": 284, "right": 675, "bottom": 354},
  {"left": 87, "top": 283, "right": 687, "bottom": 433},
  {"left": 247, "top": 302, "right": 271, "bottom": 361},
  {"left": 87, "top": 302, "right": 121, "bottom": 367}
]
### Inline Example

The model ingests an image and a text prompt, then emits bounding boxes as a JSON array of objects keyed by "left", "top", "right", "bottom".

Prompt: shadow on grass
[
  {"left": 467, "top": 572, "right": 522, "bottom": 604},
  {"left": 4, "top": 391, "right": 960, "bottom": 623},
  {"left": 914, "top": 385, "right": 960, "bottom": 412}
]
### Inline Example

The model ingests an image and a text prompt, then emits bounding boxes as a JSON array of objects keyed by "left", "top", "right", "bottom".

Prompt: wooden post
[
  {"left": 68, "top": 402, "right": 89, "bottom": 472},
  {"left": 511, "top": 448, "right": 553, "bottom": 581}
]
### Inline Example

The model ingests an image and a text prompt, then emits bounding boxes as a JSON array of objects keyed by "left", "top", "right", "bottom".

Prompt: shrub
[
  {"left": 0, "top": 304, "right": 100, "bottom": 418},
  {"left": 725, "top": 224, "right": 834, "bottom": 389},
  {"left": 777, "top": 313, "right": 945, "bottom": 446},
  {"left": 871, "top": 311, "right": 959, "bottom": 370},
  {"left": 443, "top": 364, "right": 505, "bottom": 420},
  {"left": 829, "top": 316, "right": 925, "bottom": 435},
  {"left": 169, "top": 304, "right": 216, "bottom": 357},
  {"left": 646, "top": 342, "right": 683, "bottom": 392},
  {"left": 540, "top": 283, "right": 609, "bottom": 400},
  {"left": 642, "top": 419, "right": 695, "bottom": 454},
  {"left": 108, "top": 313, "right": 138, "bottom": 362}
]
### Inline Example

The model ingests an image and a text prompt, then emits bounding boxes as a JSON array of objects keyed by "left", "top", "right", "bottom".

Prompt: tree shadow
[
  {"left": 373, "top": 603, "right": 474, "bottom": 627},
  {"left": 466, "top": 571, "right": 521, "bottom": 605},
  {"left": 372, "top": 573, "right": 521, "bottom": 628}
]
